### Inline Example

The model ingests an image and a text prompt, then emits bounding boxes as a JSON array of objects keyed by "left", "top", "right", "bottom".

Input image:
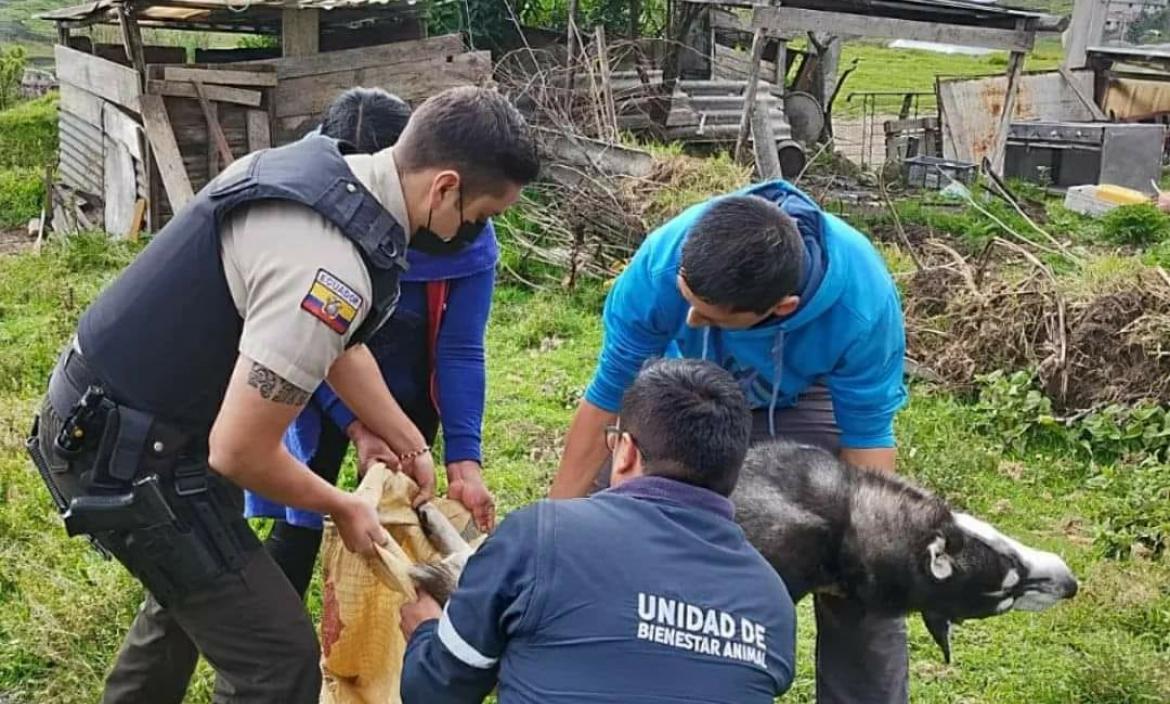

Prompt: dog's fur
[
  {"left": 412, "top": 440, "right": 1079, "bottom": 663},
  {"left": 734, "top": 440, "right": 1079, "bottom": 661}
]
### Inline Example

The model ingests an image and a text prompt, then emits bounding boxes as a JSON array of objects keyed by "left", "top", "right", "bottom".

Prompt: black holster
[{"left": 28, "top": 345, "right": 258, "bottom": 606}]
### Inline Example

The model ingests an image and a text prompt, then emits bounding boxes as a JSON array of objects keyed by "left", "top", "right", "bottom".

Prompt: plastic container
[{"left": 903, "top": 156, "right": 977, "bottom": 190}]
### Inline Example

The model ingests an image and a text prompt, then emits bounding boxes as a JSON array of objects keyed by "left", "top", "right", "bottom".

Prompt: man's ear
[
  {"left": 772, "top": 295, "right": 800, "bottom": 317},
  {"left": 611, "top": 434, "right": 642, "bottom": 483},
  {"left": 427, "top": 170, "right": 460, "bottom": 208}
]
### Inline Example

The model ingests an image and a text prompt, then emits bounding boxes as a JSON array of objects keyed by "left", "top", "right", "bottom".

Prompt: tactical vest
[{"left": 76, "top": 136, "right": 408, "bottom": 429}]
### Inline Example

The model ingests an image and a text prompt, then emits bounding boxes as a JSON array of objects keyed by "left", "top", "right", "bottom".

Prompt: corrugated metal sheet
[
  {"left": 1103, "top": 78, "right": 1170, "bottom": 120},
  {"left": 938, "top": 69, "right": 1097, "bottom": 164},
  {"left": 58, "top": 110, "right": 103, "bottom": 195}
]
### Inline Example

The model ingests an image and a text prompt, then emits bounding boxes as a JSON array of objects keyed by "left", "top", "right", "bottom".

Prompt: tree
[{"left": 0, "top": 46, "right": 28, "bottom": 112}]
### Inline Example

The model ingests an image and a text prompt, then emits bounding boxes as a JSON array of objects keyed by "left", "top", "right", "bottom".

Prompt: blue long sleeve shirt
[{"left": 401, "top": 476, "right": 796, "bottom": 704}]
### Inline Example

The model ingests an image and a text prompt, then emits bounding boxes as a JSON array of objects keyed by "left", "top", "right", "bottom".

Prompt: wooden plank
[
  {"left": 751, "top": 107, "right": 781, "bottom": 180},
  {"left": 752, "top": 6, "right": 1034, "bottom": 53},
  {"left": 163, "top": 66, "right": 278, "bottom": 87},
  {"left": 1059, "top": 65, "right": 1108, "bottom": 120},
  {"left": 235, "top": 34, "right": 465, "bottom": 79},
  {"left": 735, "top": 28, "right": 768, "bottom": 163},
  {"left": 58, "top": 81, "right": 104, "bottom": 126},
  {"left": 117, "top": 4, "right": 147, "bottom": 85},
  {"left": 1064, "top": 0, "right": 1108, "bottom": 70},
  {"left": 102, "top": 103, "right": 144, "bottom": 161},
  {"left": 127, "top": 199, "right": 147, "bottom": 241},
  {"left": 140, "top": 94, "right": 194, "bottom": 210},
  {"left": 282, "top": 7, "right": 319, "bottom": 58},
  {"left": 192, "top": 80, "right": 236, "bottom": 166},
  {"left": 271, "top": 51, "right": 492, "bottom": 119},
  {"left": 147, "top": 80, "right": 263, "bottom": 107},
  {"left": 55, "top": 44, "right": 141, "bottom": 114},
  {"left": 104, "top": 135, "right": 137, "bottom": 237},
  {"left": 247, "top": 109, "right": 271, "bottom": 151},
  {"left": 206, "top": 99, "right": 220, "bottom": 179},
  {"left": 990, "top": 50, "right": 1026, "bottom": 175}
]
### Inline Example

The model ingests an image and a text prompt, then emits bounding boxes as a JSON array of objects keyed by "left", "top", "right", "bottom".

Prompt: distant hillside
[{"left": 0, "top": 0, "right": 71, "bottom": 63}]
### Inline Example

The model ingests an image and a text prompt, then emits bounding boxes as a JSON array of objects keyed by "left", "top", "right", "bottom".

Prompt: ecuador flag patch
[{"left": 301, "top": 269, "right": 363, "bottom": 335}]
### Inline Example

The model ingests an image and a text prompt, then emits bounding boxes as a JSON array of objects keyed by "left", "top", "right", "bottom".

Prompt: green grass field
[{"left": 1, "top": 227, "right": 1169, "bottom": 703}]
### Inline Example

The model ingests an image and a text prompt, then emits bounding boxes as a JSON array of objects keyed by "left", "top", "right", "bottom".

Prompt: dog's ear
[
  {"left": 921, "top": 611, "right": 953, "bottom": 664},
  {"left": 927, "top": 534, "right": 955, "bottom": 580}
]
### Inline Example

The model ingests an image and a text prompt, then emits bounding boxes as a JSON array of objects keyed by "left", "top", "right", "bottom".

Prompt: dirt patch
[
  {"left": 903, "top": 243, "right": 1170, "bottom": 413},
  {"left": 0, "top": 228, "right": 35, "bottom": 256}
]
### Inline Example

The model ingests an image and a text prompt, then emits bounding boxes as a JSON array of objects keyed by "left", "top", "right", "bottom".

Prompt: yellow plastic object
[{"left": 1096, "top": 184, "right": 1151, "bottom": 205}]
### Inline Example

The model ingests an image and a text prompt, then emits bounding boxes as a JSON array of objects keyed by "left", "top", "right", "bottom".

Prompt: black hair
[
  {"left": 680, "top": 195, "right": 805, "bottom": 314},
  {"left": 395, "top": 86, "right": 540, "bottom": 197},
  {"left": 619, "top": 358, "right": 752, "bottom": 497},
  {"left": 320, "top": 87, "right": 412, "bottom": 154}
]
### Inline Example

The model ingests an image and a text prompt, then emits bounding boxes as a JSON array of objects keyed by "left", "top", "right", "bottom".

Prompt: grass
[
  {"left": 1, "top": 233, "right": 1170, "bottom": 703},
  {"left": 0, "top": 94, "right": 55, "bottom": 227}
]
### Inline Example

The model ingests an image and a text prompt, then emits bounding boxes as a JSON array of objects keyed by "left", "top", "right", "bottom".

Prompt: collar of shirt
[
  {"left": 346, "top": 147, "right": 411, "bottom": 233},
  {"left": 602, "top": 475, "right": 735, "bottom": 521}
]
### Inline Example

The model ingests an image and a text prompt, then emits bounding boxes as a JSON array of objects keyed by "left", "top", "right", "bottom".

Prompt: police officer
[
  {"left": 26, "top": 86, "right": 539, "bottom": 704},
  {"left": 399, "top": 358, "right": 797, "bottom": 704}
]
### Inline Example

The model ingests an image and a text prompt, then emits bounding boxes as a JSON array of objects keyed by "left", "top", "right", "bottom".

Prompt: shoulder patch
[{"left": 301, "top": 268, "right": 364, "bottom": 335}]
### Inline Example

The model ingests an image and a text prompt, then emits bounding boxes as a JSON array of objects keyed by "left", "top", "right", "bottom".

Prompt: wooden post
[
  {"left": 1064, "top": 0, "right": 1107, "bottom": 70},
  {"left": 56, "top": 24, "right": 70, "bottom": 46},
  {"left": 751, "top": 108, "right": 782, "bottom": 180},
  {"left": 774, "top": 40, "right": 788, "bottom": 94},
  {"left": 118, "top": 3, "right": 147, "bottom": 87},
  {"left": 735, "top": 27, "right": 768, "bottom": 163},
  {"left": 594, "top": 25, "right": 617, "bottom": 141},
  {"left": 990, "top": 44, "right": 1026, "bottom": 175},
  {"left": 192, "top": 80, "right": 235, "bottom": 167},
  {"left": 282, "top": 8, "right": 319, "bottom": 58}
]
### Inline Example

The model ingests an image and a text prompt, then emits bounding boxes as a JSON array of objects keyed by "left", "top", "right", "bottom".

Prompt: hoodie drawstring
[{"left": 768, "top": 329, "right": 786, "bottom": 438}]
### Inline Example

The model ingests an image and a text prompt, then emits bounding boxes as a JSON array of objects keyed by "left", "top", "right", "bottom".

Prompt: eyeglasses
[{"left": 605, "top": 423, "right": 649, "bottom": 459}]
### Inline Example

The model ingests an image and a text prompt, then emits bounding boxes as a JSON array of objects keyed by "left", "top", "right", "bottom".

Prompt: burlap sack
[{"left": 319, "top": 463, "right": 477, "bottom": 704}]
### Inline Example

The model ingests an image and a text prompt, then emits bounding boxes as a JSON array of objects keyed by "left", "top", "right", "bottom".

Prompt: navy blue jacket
[{"left": 401, "top": 476, "right": 796, "bottom": 703}]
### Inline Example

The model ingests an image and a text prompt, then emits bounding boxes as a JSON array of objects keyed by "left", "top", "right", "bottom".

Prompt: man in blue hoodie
[
  {"left": 400, "top": 358, "right": 795, "bottom": 703},
  {"left": 550, "top": 180, "right": 909, "bottom": 704}
]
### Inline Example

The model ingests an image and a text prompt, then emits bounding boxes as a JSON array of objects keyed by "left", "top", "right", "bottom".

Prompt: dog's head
[{"left": 918, "top": 512, "right": 1078, "bottom": 663}]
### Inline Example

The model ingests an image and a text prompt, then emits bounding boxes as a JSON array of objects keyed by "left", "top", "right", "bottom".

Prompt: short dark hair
[
  {"left": 394, "top": 86, "right": 540, "bottom": 197},
  {"left": 680, "top": 195, "right": 805, "bottom": 314},
  {"left": 320, "top": 87, "right": 412, "bottom": 153},
  {"left": 619, "top": 358, "right": 752, "bottom": 497}
]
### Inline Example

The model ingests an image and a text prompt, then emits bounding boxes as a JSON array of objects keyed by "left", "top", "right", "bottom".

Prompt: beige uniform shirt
[{"left": 218, "top": 147, "right": 411, "bottom": 393}]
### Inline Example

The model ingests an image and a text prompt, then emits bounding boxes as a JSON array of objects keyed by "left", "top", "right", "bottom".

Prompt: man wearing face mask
[
  {"left": 25, "top": 85, "right": 538, "bottom": 704},
  {"left": 550, "top": 183, "right": 909, "bottom": 704}
]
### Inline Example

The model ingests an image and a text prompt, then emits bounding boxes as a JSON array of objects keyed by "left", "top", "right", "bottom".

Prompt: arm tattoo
[{"left": 247, "top": 362, "right": 310, "bottom": 405}]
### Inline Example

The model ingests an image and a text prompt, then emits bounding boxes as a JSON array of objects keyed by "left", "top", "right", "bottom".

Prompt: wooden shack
[
  {"left": 677, "top": 0, "right": 1065, "bottom": 172},
  {"left": 40, "top": 0, "right": 491, "bottom": 237}
]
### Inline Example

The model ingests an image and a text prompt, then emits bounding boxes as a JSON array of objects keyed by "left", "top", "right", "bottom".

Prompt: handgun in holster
[
  {"left": 54, "top": 385, "right": 114, "bottom": 459},
  {"left": 62, "top": 474, "right": 178, "bottom": 538}
]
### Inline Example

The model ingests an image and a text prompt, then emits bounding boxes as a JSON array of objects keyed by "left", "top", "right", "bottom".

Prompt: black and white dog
[
  {"left": 412, "top": 440, "right": 1079, "bottom": 663},
  {"left": 734, "top": 440, "right": 1079, "bottom": 662}
]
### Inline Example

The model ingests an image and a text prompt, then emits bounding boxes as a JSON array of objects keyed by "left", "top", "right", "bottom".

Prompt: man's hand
[
  {"left": 400, "top": 589, "right": 443, "bottom": 641},
  {"left": 332, "top": 493, "right": 390, "bottom": 556},
  {"left": 448, "top": 461, "right": 495, "bottom": 533},
  {"left": 346, "top": 420, "right": 399, "bottom": 476},
  {"left": 403, "top": 451, "right": 437, "bottom": 508}
]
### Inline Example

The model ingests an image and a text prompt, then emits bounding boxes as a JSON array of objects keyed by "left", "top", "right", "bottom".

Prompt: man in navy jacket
[{"left": 399, "top": 358, "right": 796, "bottom": 703}]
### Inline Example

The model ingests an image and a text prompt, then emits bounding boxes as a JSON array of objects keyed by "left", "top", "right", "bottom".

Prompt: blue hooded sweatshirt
[{"left": 586, "top": 180, "right": 906, "bottom": 448}]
